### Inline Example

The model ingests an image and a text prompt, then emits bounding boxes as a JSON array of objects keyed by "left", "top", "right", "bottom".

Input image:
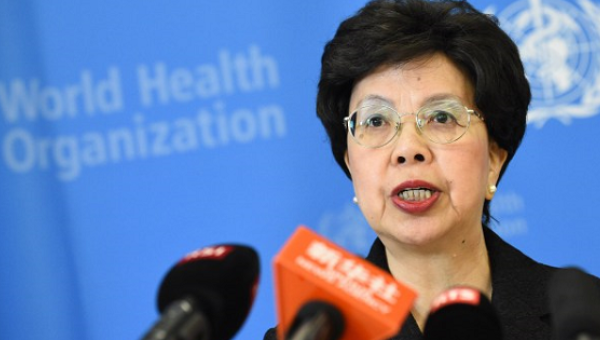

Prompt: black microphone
[
  {"left": 285, "top": 300, "right": 345, "bottom": 340},
  {"left": 141, "top": 244, "right": 260, "bottom": 340},
  {"left": 549, "top": 267, "right": 600, "bottom": 340},
  {"left": 423, "top": 286, "right": 502, "bottom": 340}
]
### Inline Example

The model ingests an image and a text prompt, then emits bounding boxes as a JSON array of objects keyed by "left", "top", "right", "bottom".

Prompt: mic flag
[{"left": 273, "top": 226, "right": 417, "bottom": 340}]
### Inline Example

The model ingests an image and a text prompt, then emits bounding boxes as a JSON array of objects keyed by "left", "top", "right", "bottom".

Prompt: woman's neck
[{"left": 382, "top": 227, "right": 492, "bottom": 331}]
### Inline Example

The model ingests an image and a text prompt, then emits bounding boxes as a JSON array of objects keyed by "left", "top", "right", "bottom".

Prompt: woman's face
[{"left": 345, "top": 54, "right": 507, "bottom": 251}]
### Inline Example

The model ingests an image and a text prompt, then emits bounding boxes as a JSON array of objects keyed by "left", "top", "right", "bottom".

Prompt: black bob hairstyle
[{"left": 316, "top": 0, "right": 531, "bottom": 225}]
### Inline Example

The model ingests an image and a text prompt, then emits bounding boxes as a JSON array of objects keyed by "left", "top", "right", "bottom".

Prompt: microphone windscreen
[
  {"left": 549, "top": 267, "right": 600, "bottom": 340},
  {"left": 286, "top": 300, "right": 345, "bottom": 340},
  {"left": 157, "top": 244, "right": 260, "bottom": 340},
  {"left": 423, "top": 286, "right": 502, "bottom": 340}
]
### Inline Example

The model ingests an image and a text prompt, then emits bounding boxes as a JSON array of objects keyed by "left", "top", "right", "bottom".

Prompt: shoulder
[
  {"left": 482, "top": 227, "right": 600, "bottom": 339},
  {"left": 484, "top": 226, "right": 557, "bottom": 281}
]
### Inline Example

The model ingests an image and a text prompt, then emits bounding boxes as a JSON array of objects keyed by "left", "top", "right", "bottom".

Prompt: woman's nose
[{"left": 392, "top": 116, "right": 432, "bottom": 165}]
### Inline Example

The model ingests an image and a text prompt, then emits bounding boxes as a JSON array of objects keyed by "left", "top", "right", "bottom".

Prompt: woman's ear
[
  {"left": 487, "top": 142, "right": 508, "bottom": 200},
  {"left": 344, "top": 150, "right": 350, "bottom": 172}
]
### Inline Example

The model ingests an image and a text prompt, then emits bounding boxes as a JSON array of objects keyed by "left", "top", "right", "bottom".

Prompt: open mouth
[{"left": 398, "top": 188, "right": 435, "bottom": 201}]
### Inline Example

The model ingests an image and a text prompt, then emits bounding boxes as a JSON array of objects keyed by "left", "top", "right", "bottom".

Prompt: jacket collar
[{"left": 483, "top": 227, "right": 553, "bottom": 332}]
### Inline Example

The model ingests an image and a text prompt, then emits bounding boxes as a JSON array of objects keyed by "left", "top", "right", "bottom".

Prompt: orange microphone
[{"left": 273, "top": 226, "right": 417, "bottom": 340}]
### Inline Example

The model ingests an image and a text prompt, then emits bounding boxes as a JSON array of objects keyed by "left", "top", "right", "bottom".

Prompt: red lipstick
[{"left": 391, "top": 180, "right": 440, "bottom": 214}]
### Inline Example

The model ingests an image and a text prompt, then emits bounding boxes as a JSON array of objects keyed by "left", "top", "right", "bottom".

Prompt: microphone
[
  {"left": 549, "top": 267, "right": 600, "bottom": 340},
  {"left": 273, "top": 226, "right": 417, "bottom": 340},
  {"left": 141, "top": 244, "right": 260, "bottom": 340},
  {"left": 423, "top": 286, "right": 502, "bottom": 340},
  {"left": 286, "top": 300, "right": 344, "bottom": 340}
]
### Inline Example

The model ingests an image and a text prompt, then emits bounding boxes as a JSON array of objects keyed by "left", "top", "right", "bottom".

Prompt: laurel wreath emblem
[{"left": 495, "top": 0, "right": 600, "bottom": 127}]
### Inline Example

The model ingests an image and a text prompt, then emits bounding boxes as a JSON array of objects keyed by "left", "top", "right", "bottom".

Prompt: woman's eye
[
  {"left": 429, "top": 110, "right": 457, "bottom": 124},
  {"left": 365, "top": 114, "right": 387, "bottom": 127}
]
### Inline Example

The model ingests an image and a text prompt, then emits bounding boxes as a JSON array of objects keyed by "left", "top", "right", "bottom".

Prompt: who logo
[{"left": 491, "top": 0, "right": 600, "bottom": 127}]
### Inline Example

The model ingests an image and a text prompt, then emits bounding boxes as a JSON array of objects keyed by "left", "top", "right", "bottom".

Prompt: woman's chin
[{"left": 379, "top": 224, "right": 451, "bottom": 250}]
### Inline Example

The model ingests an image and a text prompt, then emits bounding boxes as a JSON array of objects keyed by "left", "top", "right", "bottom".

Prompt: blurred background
[{"left": 1, "top": 0, "right": 599, "bottom": 339}]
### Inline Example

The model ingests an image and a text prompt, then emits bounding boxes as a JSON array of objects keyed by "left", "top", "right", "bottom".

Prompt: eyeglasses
[{"left": 343, "top": 97, "right": 484, "bottom": 148}]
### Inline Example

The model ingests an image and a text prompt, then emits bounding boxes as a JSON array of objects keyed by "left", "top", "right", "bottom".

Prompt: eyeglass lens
[{"left": 348, "top": 98, "right": 473, "bottom": 148}]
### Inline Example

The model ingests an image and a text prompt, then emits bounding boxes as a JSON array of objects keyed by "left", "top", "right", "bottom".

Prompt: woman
[{"left": 266, "top": 0, "right": 596, "bottom": 339}]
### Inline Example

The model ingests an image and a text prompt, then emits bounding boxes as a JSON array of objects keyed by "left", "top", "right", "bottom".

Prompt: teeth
[{"left": 399, "top": 189, "right": 432, "bottom": 201}]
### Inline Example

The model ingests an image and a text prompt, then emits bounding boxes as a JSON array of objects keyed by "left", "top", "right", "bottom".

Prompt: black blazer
[
  {"left": 263, "top": 227, "right": 597, "bottom": 340},
  {"left": 365, "top": 227, "right": 555, "bottom": 340}
]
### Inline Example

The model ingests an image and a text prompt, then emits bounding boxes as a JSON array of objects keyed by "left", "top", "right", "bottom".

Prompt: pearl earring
[
  {"left": 353, "top": 196, "right": 358, "bottom": 204},
  {"left": 489, "top": 185, "right": 497, "bottom": 194}
]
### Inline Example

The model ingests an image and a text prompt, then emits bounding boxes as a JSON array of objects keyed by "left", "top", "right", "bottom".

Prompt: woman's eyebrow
[
  {"left": 355, "top": 93, "right": 464, "bottom": 110},
  {"left": 422, "top": 93, "right": 462, "bottom": 104},
  {"left": 356, "top": 94, "right": 395, "bottom": 107}
]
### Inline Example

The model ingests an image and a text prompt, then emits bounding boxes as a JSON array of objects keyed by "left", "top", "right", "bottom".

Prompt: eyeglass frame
[{"left": 343, "top": 101, "right": 485, "bottom": 148}]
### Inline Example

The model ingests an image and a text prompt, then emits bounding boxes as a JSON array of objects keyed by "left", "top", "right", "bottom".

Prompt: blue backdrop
[{"left": 1, "top": 1, "right": 599, "bottom": 340}]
